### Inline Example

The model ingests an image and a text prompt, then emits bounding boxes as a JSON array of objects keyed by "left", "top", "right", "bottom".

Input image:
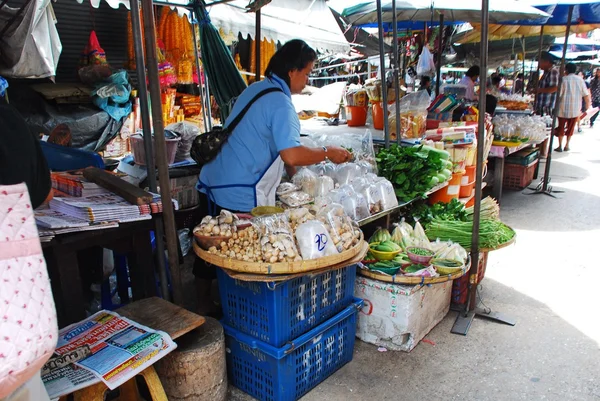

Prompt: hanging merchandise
[
  {"left": 249, "top": 38, "right": 277, "bottom": 79},
  {"left": 160, "top": 8, "right": 195, "bottom": 84},
  {"left": 416, "top": 45, "right": 435, "bottom": 77},
  {"left": 78, "top": 31, "right": 112, "bottom": 85},
  {"left": 156, "top": 43, "right": 177, "bottom": 88},
  {"left": 126, "top": 10, "right": 144, "bottom": 70}
]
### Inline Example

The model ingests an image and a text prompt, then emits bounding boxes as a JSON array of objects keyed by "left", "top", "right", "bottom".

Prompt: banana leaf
[{"left": 196, "top": 4, "right": 247, "bottom": 120}]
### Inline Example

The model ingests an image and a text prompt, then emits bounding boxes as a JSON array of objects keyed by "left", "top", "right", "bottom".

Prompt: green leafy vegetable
[
  {"left": 425, "top": 218, "right": 515, "bottom": 250},
  {"left": 376, "top": 145, "right": 445, "bottom": 203}
]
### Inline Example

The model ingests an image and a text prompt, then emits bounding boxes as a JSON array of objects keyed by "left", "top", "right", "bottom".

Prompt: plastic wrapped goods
[
  {"left": 292, "top": 168, "right": 317, "bottom": 197},
  {"left": 314, "top": 175, "right": 335, "bottom": 199},
  {"left": 295, "top": 220, "right": 339, "bottom": 260},
  {"left": 255, "top": 214, "right": 301, "bottom": 262},
  {"left": 334, "top": 163, "right": 364, "bottom": 186},
  {"left": 279, "top": 191, "right": 313, "bottom": 207},
  {"left": 317, "top": 203, "right": 361, "bottom": 252}
]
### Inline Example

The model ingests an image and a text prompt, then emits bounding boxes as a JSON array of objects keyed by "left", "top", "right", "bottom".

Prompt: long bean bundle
[
  {"left": 464, "top": 197, "right": 500, "bottom": 221},
  {"left": 426, "top": 218, "right": 515, "bottom": 250}
]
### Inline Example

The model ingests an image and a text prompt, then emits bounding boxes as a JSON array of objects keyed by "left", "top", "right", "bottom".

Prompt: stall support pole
[
  {"left": 392, "top": 0, "right": 401, "bottom": 144},
  {"left": 255, "top": 9, "right": 261, "bottom": 81},
  {"left": 130, "top": 0, "right": 169, "bottom": 301},
  {"left": 532, "top": 26, "right": 544, "bottom": 110},
  {"left": 141, "top": 0, "right": 184, "bottom": 305},
  {"left": 191, "top": 5, "right": 209, "bottom": 133},
  {"left": 376, "top": 0, "right": 389, "bottom": 147},
  {"left": 451, "top": 0, "right": 515, "bottom": 336},
  {"left": 521, "top": 35, "right": 526, "bottom": 96},
  {"left": 529, "top": 6, "right": 573, "bottom": 197},
  {"left": 436, "top": 13, "right": 444, "bottom": 96}
]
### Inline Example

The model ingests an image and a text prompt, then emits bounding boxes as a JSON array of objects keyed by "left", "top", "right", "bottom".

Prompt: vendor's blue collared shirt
[{"left": 198, "top": 74, "right": 301, "bottom": 211}]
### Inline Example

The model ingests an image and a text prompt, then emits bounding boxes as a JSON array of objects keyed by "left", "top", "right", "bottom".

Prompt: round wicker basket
[{"left": 358, "top": 257, "right": 470, "bottom": 285}]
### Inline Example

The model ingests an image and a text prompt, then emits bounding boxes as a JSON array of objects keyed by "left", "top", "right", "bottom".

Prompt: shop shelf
[
  {"left": 224, "top": 298, "right": 363, "bottom": 401},
  {"left": 217, "top": 264, "right": 357, "bottom": 347}
]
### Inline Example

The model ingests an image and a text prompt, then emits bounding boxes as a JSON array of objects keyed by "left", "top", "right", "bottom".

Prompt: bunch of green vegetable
[
  {"left": 409, "top": 199, "right": 468, "bottom": 225},
  {"left": 376, "top": 145, "right": 452, "bottom": 203},
  {"left": 426, "top": 218, "right": 515, "bottom": 250}
]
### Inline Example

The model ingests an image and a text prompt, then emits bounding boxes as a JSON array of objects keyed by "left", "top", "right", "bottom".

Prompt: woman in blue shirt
[{"left": 194, "top": 40, "right": 351, "bottom": 314}]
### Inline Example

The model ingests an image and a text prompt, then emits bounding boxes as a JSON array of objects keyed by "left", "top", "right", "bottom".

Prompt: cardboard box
[{"left": 355, "top": 277, "right": 451, "bottom": 352}]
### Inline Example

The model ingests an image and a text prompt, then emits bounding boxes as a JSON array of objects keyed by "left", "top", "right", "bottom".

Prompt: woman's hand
[{"left": 326, "top": 146, "right": 352, "bottom": 164}]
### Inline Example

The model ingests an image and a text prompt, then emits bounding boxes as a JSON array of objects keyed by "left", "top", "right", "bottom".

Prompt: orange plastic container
[
  {"left": 372, "top": 102, "right": 386, "bottom": 130},
  {"left": 459, "top": 165, "right": 477, "bottom": 198},
  {"left": 428, "top": 172, "right": 464, "bottom": 204},
  {"left": 346, "top": 106, "right": 368, "bottom": 127}
]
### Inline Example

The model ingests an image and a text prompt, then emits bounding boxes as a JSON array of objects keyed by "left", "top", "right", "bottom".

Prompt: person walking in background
[
  {"left": 459, "top": 66, "right": 480, "bottom": 101},
  {"left": 589, "top": 68, "right": 600, "bottom": 128},
  {"left": 535, "top": 52, "right": 559, "bottom": 116},
  {"left": 555, "top": 63, "right": 591, "bottom": 152},
  {"left": 576, "top": 71, "right": 590, "bottom": 133},
  {"left": 513, "top": 73, "right": 525, "bottom": 95},
  {"left": 419, "top": 75, "right": 432, "bottom": 96}
]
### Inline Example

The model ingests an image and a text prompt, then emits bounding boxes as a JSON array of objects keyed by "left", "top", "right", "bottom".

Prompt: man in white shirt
[{"left": 555, "top": 63, "right": 591, "bottom": 152}]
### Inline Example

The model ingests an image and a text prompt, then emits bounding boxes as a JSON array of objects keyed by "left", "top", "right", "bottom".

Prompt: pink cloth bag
[{"left": 0, "top": 183, "right": 58, "bottom": 399}]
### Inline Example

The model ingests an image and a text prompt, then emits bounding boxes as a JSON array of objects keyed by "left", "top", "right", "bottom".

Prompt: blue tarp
[{"left": 501, "top": 1, "right": 600, "bottom": 26}]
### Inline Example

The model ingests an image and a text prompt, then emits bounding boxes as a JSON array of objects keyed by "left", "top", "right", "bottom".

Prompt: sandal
[{"left": 554, "top": 147, "right": 563, "bottom": 152}]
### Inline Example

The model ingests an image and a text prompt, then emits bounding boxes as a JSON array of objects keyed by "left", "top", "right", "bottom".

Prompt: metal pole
[
  {"left": 466, "top": 0, "right": 489, "bottom": 313},
  {"left": 130, "top": 0, "right": 170, "bottom": 301},
  {"left": 436, "top": 13, "right": 444, "bottom": 96},
  {"left": 541, "top": 5, "right": 573, "bottom": 193},
  {"left": 376, "top": 0, "right": 389, "bottom": 147},
  {"left": 255, "top": 9, "right": 261, "bottom": 81},
  {"left": 191, "top": 6, "right": 209, "bottom": 133},
  {"left": 141, "top": 0, "right": 184, "bottom": 305},
  {"left": 392, "top": 0, "right": 401, "bottom": 145},
  {"left": 203, "top": 68, "right": 213, "bottom": 129},
  {"left": 521, "top": 35, "right": 526, "bottom": 96},
  {"left": 533, "top": 25, "right": 544, "bottom": 110}
]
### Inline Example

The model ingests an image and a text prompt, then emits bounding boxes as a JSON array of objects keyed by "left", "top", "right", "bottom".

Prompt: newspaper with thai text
[{"left": 42, "top": 310, "right": 176, "bottom": 398}]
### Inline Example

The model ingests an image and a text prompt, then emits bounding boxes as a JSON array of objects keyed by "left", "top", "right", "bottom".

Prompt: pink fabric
[{"left": 0, "top": 183, "right": 58, "bottom": 399}]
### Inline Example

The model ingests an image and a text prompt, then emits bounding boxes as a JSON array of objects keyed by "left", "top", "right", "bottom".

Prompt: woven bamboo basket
[
  {"left": 358, "top": 257, "right": 470, "bottom": 285},
  {"left": 468, "top": 228, "right": 516, "bottom": 253},
  {"left": 194, "top": 232, "right": 365, "bottom": 275}
]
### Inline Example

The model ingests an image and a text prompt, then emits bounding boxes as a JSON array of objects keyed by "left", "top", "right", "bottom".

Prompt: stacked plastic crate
[{"left": 217, "top": 264, "right": 362, "bottom": 401}]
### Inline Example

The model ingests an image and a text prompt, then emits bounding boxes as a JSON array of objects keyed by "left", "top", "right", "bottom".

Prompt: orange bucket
[
  {"left": 346, "top": 106, "right": 368, "bottom": 127},
  {"left": 428, "top": 172, "right": 464, "bottom": 204},
  {"left": 372, "top": 102, "right": 386, "bottom": 130},
  {"left": 459, "top": 165, "right": 477, "bottom": 198}
]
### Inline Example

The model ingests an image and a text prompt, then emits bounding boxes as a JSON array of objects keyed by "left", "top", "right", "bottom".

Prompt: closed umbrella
[{"left": 194, "top": 3, "right": 247, "bottom": 120}]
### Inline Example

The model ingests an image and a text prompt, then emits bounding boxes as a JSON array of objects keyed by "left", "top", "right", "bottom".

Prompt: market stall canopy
[
  {"left": 454, "top": 23, "right": 600, "bottom": 43},
  {"left": 342, "top": 0, "right": 551, "bottom": 26},
  {"left": 205, "top": 0, "right": 350, "bottom": 53},
  {"left": 549, "top": 35, "right": 600, "bottom": 59},
  {"left": 330, "top": 8, "right": 391, "bottom": 57},
  {"left": 453, "top": 35, "right": 556, "bottom": 67}
]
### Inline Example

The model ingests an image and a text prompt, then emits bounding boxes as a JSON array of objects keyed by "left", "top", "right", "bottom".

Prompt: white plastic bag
[
  {"left": 416, "top": 45, "right": 436, "bottom": 77},
  {"left": 292, "top": 168, "right": 318, "bottom": 197},
  {"left": 295, "top": 220, "right": 339, "bottom": 260}
]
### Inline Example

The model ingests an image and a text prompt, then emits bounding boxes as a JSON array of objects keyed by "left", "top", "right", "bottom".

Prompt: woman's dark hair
[
  {"left": 517, "top": 73, "right": 524, "bottom": 79},
  {"left": 420, "top": 75, "right": 431, "bottom": 85},
  {"left": 265, "top": 39, "right": 317, "bottom": 87},
  {"left": 565, "top": 63, "right": 577, "bottom": 74},
  {"left": 491, "top": 76, "right": 502, "bottom": 86},
  {"left": 466, "top": 66, "right": 480, "bottom": 78}
]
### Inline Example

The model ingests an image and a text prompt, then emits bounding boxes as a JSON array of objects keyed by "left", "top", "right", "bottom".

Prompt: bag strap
[{"left": 225, "top": 87, "right": 283, "bottom": 132}]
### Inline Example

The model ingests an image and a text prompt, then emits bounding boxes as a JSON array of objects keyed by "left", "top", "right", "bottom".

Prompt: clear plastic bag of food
[
  {"left": 292, "top": 168, "right": 317, "bottom": 197},
  {"left": 317, "top": 203, "right": 361, "bottom": 252},
  {"left": 330, "top": 185, "right": 370, "bottom": 220},
  {"left": 284, "top": 207, "right": 315, "bottom": 230},
  {"left": 356, "top": 181, "right": 383, "bottom": 215},
  {"left": 276, "top": 182, "right": 301, "bottom": 196},
  {"left": 295, "top": 220, "right": 339, "bottom": 260},
  {"left": 279, "top": 191, "right": 314, "bottom": 207},
  {"left": 255, "top": 214, "right": 301, "bottom": 263},
  {"left": 333, "top": 163, "right": 364, "bottom": 186},
  {"left": 314, "top": 175, "right": 335, "bottom": 198},
  {"left": 374, "top": 179, "right": 398, "bottom": 210},
  {"left": 308, "top": 161, "right": 337, "bottom": 178}
]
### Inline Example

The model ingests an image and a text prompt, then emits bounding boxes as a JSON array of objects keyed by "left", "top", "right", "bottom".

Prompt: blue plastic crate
[
  {"left": 224, "top": 298, "right": 363, "bottom": 401},
  {"left": 217, "top": 264, "right": 357, "bottom": 347}
]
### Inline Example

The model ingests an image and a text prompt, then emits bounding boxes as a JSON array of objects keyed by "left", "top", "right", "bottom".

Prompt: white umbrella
[{"left": 343, "top": 0, "right": 551, "bottom": 26}]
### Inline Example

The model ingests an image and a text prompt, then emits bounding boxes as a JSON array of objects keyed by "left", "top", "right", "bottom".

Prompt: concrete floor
[{"left": 223, "top": 124, "right": 600, "bottom": 401}]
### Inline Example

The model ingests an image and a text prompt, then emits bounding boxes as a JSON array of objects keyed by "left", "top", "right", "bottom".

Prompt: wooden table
[{"left": 43, "top": 217, "right": 158, "bottom": 328}]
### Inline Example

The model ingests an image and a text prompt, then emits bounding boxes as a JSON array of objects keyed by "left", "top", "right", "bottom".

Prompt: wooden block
[
  {"left": 117, "top": 297, "right": 205, "bottom": 340},
  {"left": 83, "top": 167, "right": 153, "bottom": 205}
]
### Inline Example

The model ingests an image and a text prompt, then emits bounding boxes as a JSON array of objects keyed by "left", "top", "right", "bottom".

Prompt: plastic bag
[
  {"left": 255, "top": 214, "right": 301, "bottom": 262},
  {"left": 300, "top": 136, "right": 318, "bottom": 148},
  {"left": 292, "top": 168, "right": 318, "bottom": 197},
  {"left": 279, "top": 191, "right": 313, "bottom": 207},
  {"left": 403, "top": 265, "right": 438, "bottom": 277},
  {"left": 178, "top": 228, "right": 191, "bottom": 256},
  {"left": 389, "top": 91, "right": 430, "bottom": 140},
  {"left": 317, "top": 203, "right": 361, "bottom": 252},
  {"left": 165, "top": 122, "right": 201, "bottom": 162},
  {"left": 356, "top": 181, "right": 383, "bottom": 215},
  {"left": 314, "top": 175, "right": 335, "bottom": 198},
  {"left": 373, "top": 179, "right": 398, "bottom": 210},
  {"left": 330, "top": 185, "right": 370, "bottom": 221},
  {"left": 334, "top": 163, "right": 364, "bottom": 186},
  {"left": 276, "top": 182, "right": 300, "bottom": 196},
  {"left": 284, "top": 207, "right": 315, "bottom": 230},
  {"left": 295, "top": 220, "right": 339, "bottom": 260},
  {"left": 308, "top": 161, "right": 337, "bottom": 178},
  {"left": 416, "top": 45, "right": 436, "bottom": 76}
]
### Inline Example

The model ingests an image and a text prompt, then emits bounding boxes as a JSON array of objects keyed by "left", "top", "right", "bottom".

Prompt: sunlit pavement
[{"left": 229, "top": 124, "right": 600, "bottom": 401}]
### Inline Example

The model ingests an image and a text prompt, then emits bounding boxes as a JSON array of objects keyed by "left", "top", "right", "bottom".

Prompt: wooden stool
[
  {"left": 71, "top": 366, "right": 167, "bottom": 401},
  {"left": 155, "top": 317, "right": 227, "bottom": 401}
]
